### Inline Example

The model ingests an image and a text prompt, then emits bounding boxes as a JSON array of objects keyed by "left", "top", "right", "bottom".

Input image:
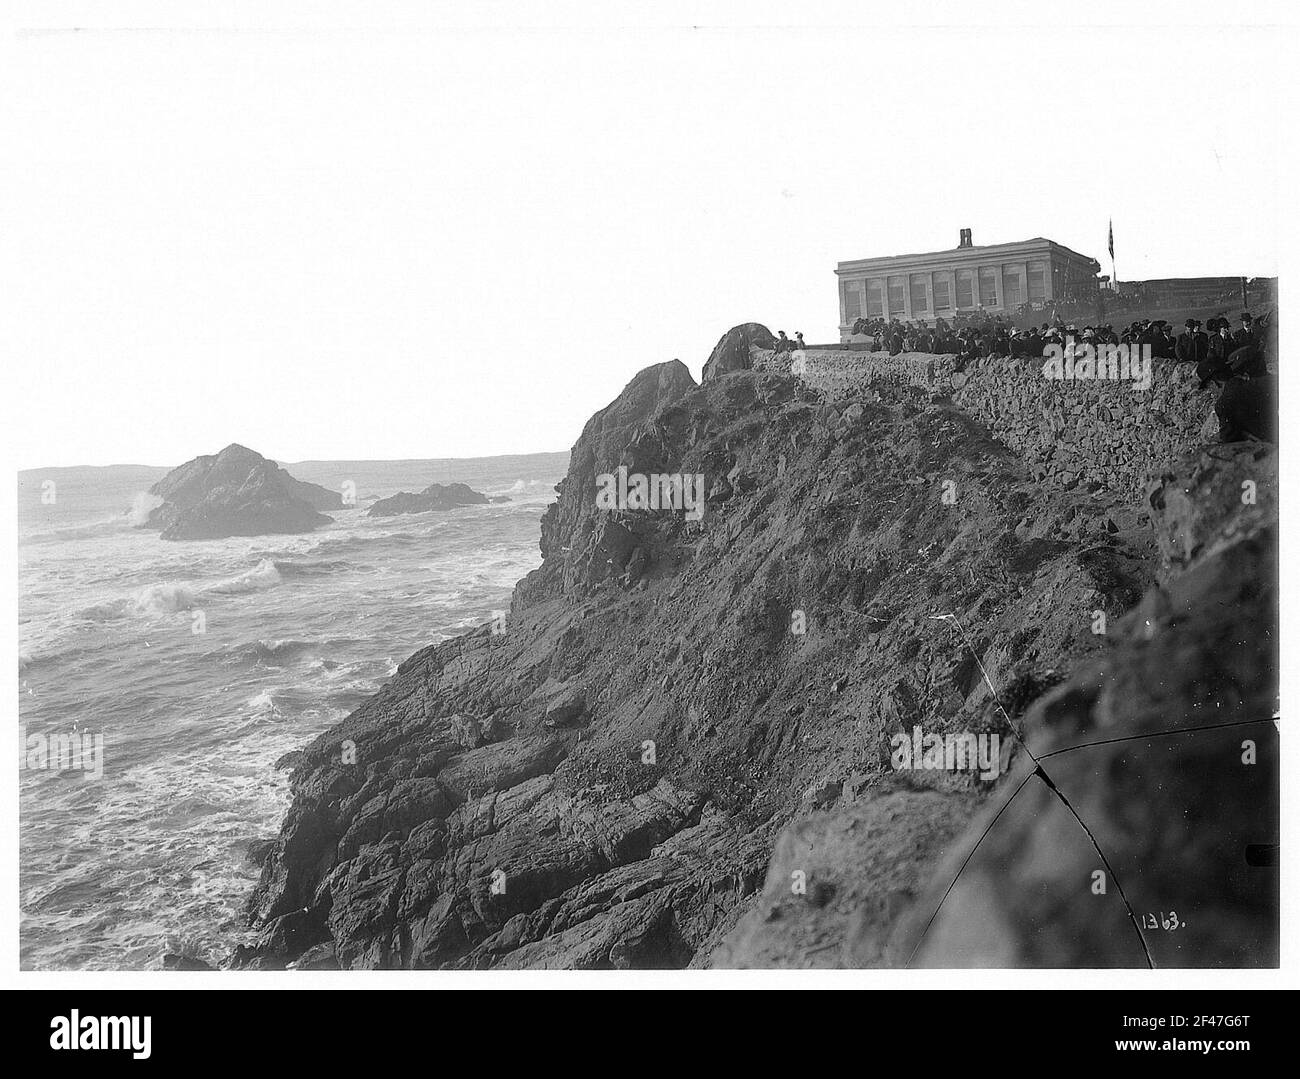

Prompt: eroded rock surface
[
  {"left": 239, "top": 333, "right": 1276, "bottom": 970},
  {"left": 142, "top": 443, "right": 342, "bottom": 540},
  {"left": 367, "top": 482, "right": 495, "bottom": 517}
]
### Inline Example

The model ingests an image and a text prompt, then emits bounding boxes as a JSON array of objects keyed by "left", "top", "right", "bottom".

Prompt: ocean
[{"left": 17, "top": 452, "right": 567, "bottom": 970}]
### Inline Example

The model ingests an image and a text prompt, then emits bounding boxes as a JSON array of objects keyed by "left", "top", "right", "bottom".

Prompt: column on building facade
[{"left": 900, "top": 275, "right": 912, "bottom": 320}]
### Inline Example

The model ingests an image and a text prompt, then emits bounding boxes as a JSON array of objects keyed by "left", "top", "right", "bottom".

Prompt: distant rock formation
[
  {"left": 701, "top": 322, "right": 775, "bottom": 381},
  {"left": 366, "top": 483, "right": 499, "bottom": 517},
  {"left": 141, "top": 443, "right": 343, "bottom": 541}
]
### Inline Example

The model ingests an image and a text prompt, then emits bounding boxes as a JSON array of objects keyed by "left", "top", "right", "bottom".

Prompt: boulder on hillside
[
  {"left": 140, "top": 443, "right": 342, "bottom": 541},
  {"left": 701, "top": 323, "right": 776, "bottom": 381},
  {"left": 367, "top": 482, "right": 493, "bottom": 517}
]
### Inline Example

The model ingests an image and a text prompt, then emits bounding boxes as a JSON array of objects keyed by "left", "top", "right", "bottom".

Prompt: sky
[{"left": 6, "top": 1, "right": 1295, "bottom": 468}]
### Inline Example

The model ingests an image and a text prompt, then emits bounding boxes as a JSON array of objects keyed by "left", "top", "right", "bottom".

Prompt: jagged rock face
[
  {"left": 522, "top": 359, "right": 698, "bottom": 599},
  {"left": 143, "top": 443, "right": 342, "bottom": 540},
  {"left": 240, "top": 361, "right": 1274, "bottom": 970},
  {"left": 368, "top": 483, "right": 491, "bottom": 517},
  {"left": 700, "top": 323, "right": 776, "bottom": 382},
  {"left": 714, "top": 441, "right": 1277, "bottom": 968}
]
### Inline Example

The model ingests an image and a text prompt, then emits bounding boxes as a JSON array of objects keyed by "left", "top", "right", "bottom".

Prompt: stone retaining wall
[{"left": 753, "top": 347, "right": 1214, "bottom": 503}]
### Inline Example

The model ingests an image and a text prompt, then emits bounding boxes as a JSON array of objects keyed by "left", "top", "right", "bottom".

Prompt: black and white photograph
[{"left": 4, "top": 0, "right": 1297, "bottom": 1033}]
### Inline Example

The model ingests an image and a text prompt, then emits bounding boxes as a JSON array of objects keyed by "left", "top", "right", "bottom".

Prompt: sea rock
[
  {"left": 141, "top": 443, "right": 341, "bottom": 540},
  {"left": 367, "top": 483, "right": 493, "bottom": 517}
]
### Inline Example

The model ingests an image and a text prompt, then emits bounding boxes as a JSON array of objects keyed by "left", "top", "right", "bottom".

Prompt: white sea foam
[
  {"left": 133, "top": 583, "right": 196, "bottom": 615},
  {"left": 208, "top": 558, "right": 283, "bottom": 595},
  {"left": 508, "top": 478, "right": 548, "bottom": 494},
  {"left": 127, "top": 491, "right": 165, "bottom": 527},
  {"left": 247, "top": 689, "right": 279, "bottom": 714}
]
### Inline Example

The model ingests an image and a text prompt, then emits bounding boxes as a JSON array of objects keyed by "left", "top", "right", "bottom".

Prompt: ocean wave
[
  {"left": 246, "top": 689, "right": 278, "bottom": 713},
  {"left": 133, "top": 582, "right": 198, "bottom": 614},
  {"left": 74, "top": 598, "right": 135, "bottom": 622},
  {"left": 20, "top": 516, "right": 135, "bottom": 546},
  {"left": 226, "top": 639, "right": 319, "bottom": 668},
  {"left": 71, "top": 582, "right": 196, "bottom": 621},
  {"left": 507, "top": 478, "right": 551, "bottom": 494},
  {"left": 207, "top": 558, "right": 283, "bottom": 595},
  {"left": 127, "top": 491, "right": 165, "bottom": 527},
  {"left": 68, "top": 557, "right": 283, "bottom": 626},
  {"left": 271, "top": 558, "right": 356, "bottom": 579}
]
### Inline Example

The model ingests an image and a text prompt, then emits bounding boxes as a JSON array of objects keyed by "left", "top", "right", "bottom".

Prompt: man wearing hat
[
  {"left": 1175, "top": 318, "right": 1208, "bottom": 365},
  {"left": 1234, "top": 313, "right": 1255, "bottom": 349},
  {"left": 1228, "top": 311, "right": 1266, "bottom": 378},
  {"left": 1150, "top": 321, "right": 1174, "bottom": 359},
  {"left": 1200, "top": 318, "right": 1236, "bottom": 386}
]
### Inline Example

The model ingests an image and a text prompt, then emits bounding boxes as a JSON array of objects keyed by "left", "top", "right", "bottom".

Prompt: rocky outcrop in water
[
  {"left": 142, "top": 443, "right": 343, "bottom": 541},
  {"left": 367, "top": 483, "right": 497, "bottom": 517},
  {"left": 237, "top": 330, "right": 1276, "bottom": 970}
]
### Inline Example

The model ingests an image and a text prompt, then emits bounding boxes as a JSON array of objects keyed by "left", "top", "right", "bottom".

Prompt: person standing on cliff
[
  {"left": 1197, "top": 319, "right": 1236, "bottom": 387},
  {"left": 795, "top": 332, "right": 806, "bottom": 351},
  {"left": 1147, "top": 321, "right": 1174, "bottom": 359},
  {"left": 1176, "top": 318, "right": 1208, "bottom": 365},
  {"left": 1234, "top": 312, "right": 1256, "bottom": 349},
  {"left": 1226, "top": 312, "right": 1265, "bottom": 378}
]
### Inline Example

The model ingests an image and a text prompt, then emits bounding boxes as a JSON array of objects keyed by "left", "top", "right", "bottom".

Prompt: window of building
[
  {"left": 887, "top": 277, "right": 906, "bottom": 316},
  {"left": 956, "top": 270, "right": 974, "bottom": 309},
  {"left": 843, "top": 281, "right": 863, "bottom": 319},
  {"left": 933, "top": 275, "right": 951, "bottom": 310},
  {"left": 1002, "top": 268, "right": 1022, "bottom": 307},
  {"left": 866, "top": 280, "right": 884, "bottom": 317},
  {"left": 978, "top": 267, "right": 998, "bottom": 307},
  {"left": 910, "top": 274, "right": 929, "bottom": 313},
  {"left": 1027, "top": 261, "right": 1047, "bottom": 302}
]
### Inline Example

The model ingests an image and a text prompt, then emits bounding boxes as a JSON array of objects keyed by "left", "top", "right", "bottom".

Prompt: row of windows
[{"left": 843, "top": 261, "right": 1051, "bottom": 318}]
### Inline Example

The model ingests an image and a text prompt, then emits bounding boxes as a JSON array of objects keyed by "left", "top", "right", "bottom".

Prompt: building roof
[{"left": 837, "top": 236, "right": 1099, "bottom": 275}]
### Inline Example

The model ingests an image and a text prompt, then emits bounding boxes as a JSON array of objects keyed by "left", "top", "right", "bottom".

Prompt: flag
[{"left": 1108, "top": 219, "right": 1114, "bottom": 260}]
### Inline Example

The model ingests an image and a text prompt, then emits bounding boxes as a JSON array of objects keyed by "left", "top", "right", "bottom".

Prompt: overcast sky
[{"left": 7, "top": 1, "right": 1292, "bottom": 467}]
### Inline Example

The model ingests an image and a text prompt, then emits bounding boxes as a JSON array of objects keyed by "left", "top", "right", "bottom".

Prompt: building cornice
[{"left": 836, "top": 237, "right": 1099, "bottom": 276}]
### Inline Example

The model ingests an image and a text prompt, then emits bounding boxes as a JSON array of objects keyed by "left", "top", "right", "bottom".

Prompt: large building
[{"left": 836, "top": 231, "right": 1100, "bottom": 340}]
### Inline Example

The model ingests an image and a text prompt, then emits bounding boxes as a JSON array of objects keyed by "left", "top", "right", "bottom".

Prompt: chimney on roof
[{"left": 958, "top": 228, "right": 973, "bottom": 248}]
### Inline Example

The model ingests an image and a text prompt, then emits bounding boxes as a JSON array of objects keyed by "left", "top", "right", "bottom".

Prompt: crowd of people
[
  {"left": 834, "top": 309, "right": 1275, "bottom": 442},
  {"left": 844, "top": 310, "right": 1269, "bottom": 377}
]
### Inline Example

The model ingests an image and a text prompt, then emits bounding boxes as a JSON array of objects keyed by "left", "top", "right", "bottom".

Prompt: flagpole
[{"left": 1108, "top": 219, "right": 1117, "bottom": 291}]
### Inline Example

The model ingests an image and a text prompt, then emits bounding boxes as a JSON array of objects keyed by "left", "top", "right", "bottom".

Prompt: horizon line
[{"left": 16, "top": 447, "right": 571, "bottom": 476}]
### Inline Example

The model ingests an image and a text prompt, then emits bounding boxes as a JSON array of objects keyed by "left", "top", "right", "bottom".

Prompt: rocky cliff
[
  {"left": 142, "top": 443, "right": 343, "bottom": 540},
  {"left": 237, "top": 331, "right": 1276, "bottom": 970},
  {"left": 367, "top": 482, "right": 496, "bottom": 517}
]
